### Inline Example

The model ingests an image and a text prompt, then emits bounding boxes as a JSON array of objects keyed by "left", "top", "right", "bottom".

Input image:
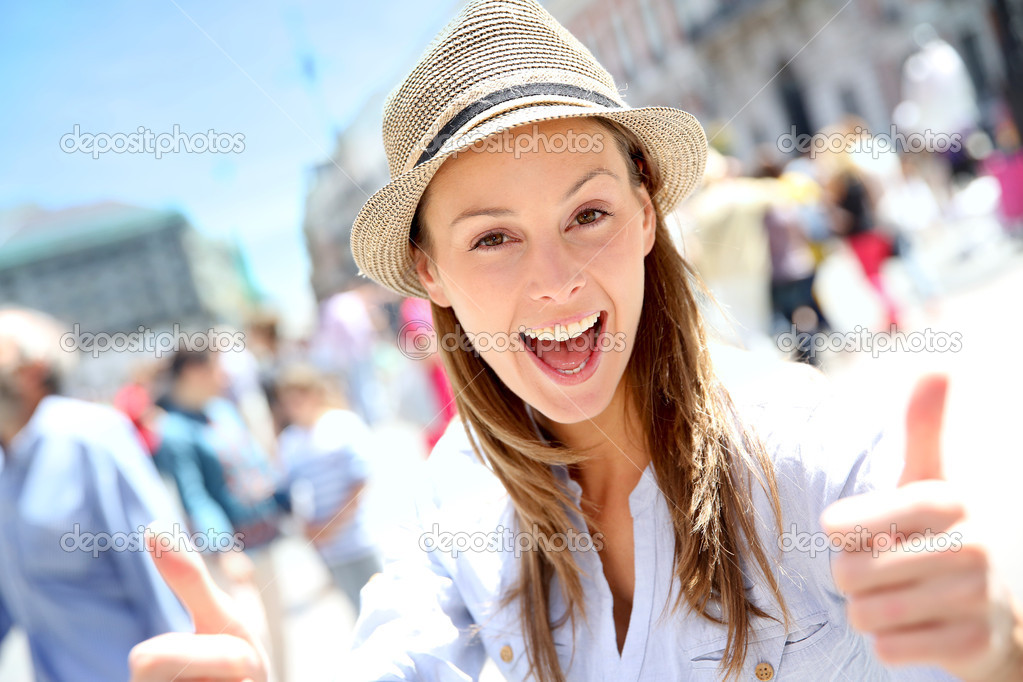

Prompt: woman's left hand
[{"left": 820, "top": 374, "right": 1023, "bottom": 681}]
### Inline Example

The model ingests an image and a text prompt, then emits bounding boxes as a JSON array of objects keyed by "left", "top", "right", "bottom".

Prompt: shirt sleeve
[
  {"left": 90, "top": 412, "right": 193, "bottom": 636},
  {"left": 342, "top": 412, "right": 373, "bottom": 484},
  {"left": 153, "top": 429, "right": 235, "bottom": 548},
  {"left": 275, "top": 428, "right": 296, "bottom": 481},
  {"left": 344, "top": 489, "right": 485, "bottom": 680},
  {"left": 0, "top": 589, "right": 11, "bottom": 644}
]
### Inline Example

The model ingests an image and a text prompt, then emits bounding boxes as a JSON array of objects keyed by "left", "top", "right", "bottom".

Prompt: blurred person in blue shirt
[
  {"left": 152, "top": 347, "right": 289, "bottom": 682},
  {"left": 154, "top": 349, "right": 283, "bottom": 551},
  {"left": 276, "top": 364, "right": 381, "bottom": 612},
  {"left": 0, "top": 307, "right": 192, "bottom": 682}
]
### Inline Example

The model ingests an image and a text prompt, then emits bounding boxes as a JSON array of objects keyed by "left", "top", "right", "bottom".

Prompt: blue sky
[{"left": 0, "top": 0, "right": 464, "bottom": 332}]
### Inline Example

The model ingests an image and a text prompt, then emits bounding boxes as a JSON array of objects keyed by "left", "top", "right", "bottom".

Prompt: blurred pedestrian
[
  {"left": 399, "top": 297, "right": 457, "bottom": 452},
  {"left": 219, "top": 330, "right": 279, "bottom": 456},
  {"left": 896, "top": 25, "right": 983, "bottom": 184},
  {"left": 877, "top": 153, "right": 945, "bottom": 302},
  {"left": 312, "top": 289, "right": 384, "bottom": 425},
  {"left": 758, "top": 161, "right": 831, "bottom": 363},
  {"left": 0, "top": 307, "right": 191, "bottom": 682},
  {"left": 820, "top": 120, "right": 903, "bottom": 329},
  {"left": 680, "top": 148, "right": 774, "bottom": 346},
  {"left": 112, "top": 360, "right": 164, "bottom": 456},
  {"left": 152, "top": 348, "right": 289, "bottom": 682},
  {"left": 276, "top": 364, "right": 381, "bottom": 613},
  {"left": 243, "top": 311, "right": 289, "bottom": 437}
]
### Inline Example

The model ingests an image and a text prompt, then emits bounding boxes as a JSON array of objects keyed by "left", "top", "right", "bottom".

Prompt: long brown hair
[{"left": 409, "top": 118, "right": 789, "bottom": 681}]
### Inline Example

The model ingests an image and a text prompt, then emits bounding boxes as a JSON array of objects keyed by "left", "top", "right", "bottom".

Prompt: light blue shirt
[
  {"left": 0, "top": 396, "right": 193, "bottom": 682},
  {"left": 346, "top": 357, "right": 958, "bottom": 681},
  {"left": 278, "top": 409, "right": 376, "bottom": 564},
  {"left": 154, "top": 396, "right": 282, "bottom": 551}
]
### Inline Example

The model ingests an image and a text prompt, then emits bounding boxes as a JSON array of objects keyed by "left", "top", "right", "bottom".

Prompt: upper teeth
[{"left": 523, "top": 312, "right": 599, "bottom": 341}]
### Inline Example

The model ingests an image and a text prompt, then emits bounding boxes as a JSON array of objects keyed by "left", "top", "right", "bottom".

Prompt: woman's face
[{"left": 414, "top": 117, "right": 656, "bottom": 425}]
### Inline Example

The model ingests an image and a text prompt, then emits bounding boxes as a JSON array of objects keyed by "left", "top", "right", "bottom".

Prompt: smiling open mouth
[{"left": 519, "top": 311, "right": 605, "bottom": 375}]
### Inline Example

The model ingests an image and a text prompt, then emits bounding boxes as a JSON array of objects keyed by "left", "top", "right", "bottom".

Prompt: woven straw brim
[{"left": 351, "top": 105, "right": 707, "bottom": 299}]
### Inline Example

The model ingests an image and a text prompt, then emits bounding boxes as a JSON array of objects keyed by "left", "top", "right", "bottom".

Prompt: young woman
[{"left": 128, "top": 1, "right": 1022, "bottom": 681}]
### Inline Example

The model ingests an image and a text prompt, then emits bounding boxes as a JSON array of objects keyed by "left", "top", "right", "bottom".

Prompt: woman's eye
[
  {"left": 472, "top": 232, "right": 509, "bottom": 250},
  {"left": 575, "top": 208, "right": 609, "bottom": 225}
]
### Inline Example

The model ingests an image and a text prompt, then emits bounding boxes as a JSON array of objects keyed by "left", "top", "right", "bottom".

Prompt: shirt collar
[
  {"left": 156, "top": 394, "right": 210, "bottom": 424},
  {"left": 627, "top": 466, "right": 659, "bottom": 515},
  {"left": 2, "top": 394, "right": 61, "bottom": 466}
]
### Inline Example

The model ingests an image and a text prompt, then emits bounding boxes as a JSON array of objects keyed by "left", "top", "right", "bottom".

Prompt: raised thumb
[
  {"left": 144, "top": 521, "right": 251, "bottom": 639},
  {"left": 898, "top": 373, "right": 949, "bottom": 486}
]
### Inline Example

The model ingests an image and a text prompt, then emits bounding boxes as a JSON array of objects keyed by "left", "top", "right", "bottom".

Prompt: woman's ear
[
  {"left": 635, "top": 167, "right": 656, "bottom": 257},
  {"left": 412, "top": 245, "right": 452, "bottom": 308},
  {"left": 643, "top": 198, "right": 656, "bottom": 256}
]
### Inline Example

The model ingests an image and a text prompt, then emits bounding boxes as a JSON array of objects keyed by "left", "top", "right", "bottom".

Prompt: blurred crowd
[
  {"left": 0, "top": 290, "right": 457, "bottom": 682},
  {"left": 680, "top": 123, "right": 1022, "bottom": 365},
  {"left": 677, "top": 32, "right": 1023, "bottom": 365}
]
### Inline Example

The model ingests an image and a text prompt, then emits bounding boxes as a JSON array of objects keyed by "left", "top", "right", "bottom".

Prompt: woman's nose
[{"left": 524, "top": 237, "right": 586, "bottom": 304}]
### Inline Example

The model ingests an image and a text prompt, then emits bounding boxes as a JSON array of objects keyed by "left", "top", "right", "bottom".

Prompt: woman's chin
[
  {"left": 534, "top": 402, "right": 606, "bottom": 426},
  {"left": 523, "top": 379, "right": 619, "bottom": 426}
]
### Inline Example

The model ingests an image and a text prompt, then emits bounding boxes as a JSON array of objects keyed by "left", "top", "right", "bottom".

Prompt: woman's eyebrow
[
  {"left": 449, "top": 167, "right": 619, "bottom": 227},
  {"left": 451, "top": 207, "right": 516, "bottom": 227},
  {"left": 562, "top": 167, "right": 619, "bottom": 201}
]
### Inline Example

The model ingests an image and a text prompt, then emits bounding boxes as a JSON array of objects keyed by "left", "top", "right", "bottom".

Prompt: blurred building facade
[
  {"left": 302, "top": 92, "right": 389, "bottom": 302},
  {"left": 544, "top": 0, "right": 1006, "bottom": 159},
  {"left": 0, "top": 202, "right": 256, "bottom": 332},
  {"left": 0, "top": 202, "right": 260, "bottom": 397}
]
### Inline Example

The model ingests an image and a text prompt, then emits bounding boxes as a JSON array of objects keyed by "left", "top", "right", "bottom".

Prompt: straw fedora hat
[{"left": 350, "top": 0, "right": 708, "bottom": 299}]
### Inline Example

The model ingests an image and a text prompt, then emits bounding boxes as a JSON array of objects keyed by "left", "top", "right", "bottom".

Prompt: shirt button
[
  {"left": 755, "top": 662, "right": 774, "bottom": 680},
  {"left": 500, "top": 645, "right": 514, "bottom": 663}
]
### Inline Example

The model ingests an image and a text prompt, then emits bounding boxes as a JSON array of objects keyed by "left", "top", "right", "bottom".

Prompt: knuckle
[
  {"left": 239, "top": 648, "right": 263, "bottom": 675},
  {"left": 881, "top": 593, "right": 907, "bottom": 622},
  {"left": 965, "top": 570, "right": 990, "bottom": 604},
  {"left": 957, "top": 619, "right": 991, "bottom": 657},
  {"left": 873, "top": 634, "right": 904, "bottom": 664},
  {"left": 127, "top": 645, "right": 154, "bottom": 672},
  {"left": 939, "top": 496, "right": 968, "bottom": 520},
  {"left": 917, "top": 496, "right": 965, "bottom": 523},
  {"left": 955, "top": 542, "right": 989, "bottom": 571},
  {"left": 830, "top": 553, "right": 855, "bottom": 592},
  {"left": 846, "top": 598, "right": 869, "bottom": 631}
]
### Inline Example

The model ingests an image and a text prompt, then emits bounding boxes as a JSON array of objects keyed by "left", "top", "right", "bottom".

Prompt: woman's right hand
[{"left": 129, "top": 522, "right": 269, "bottom": 682}]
